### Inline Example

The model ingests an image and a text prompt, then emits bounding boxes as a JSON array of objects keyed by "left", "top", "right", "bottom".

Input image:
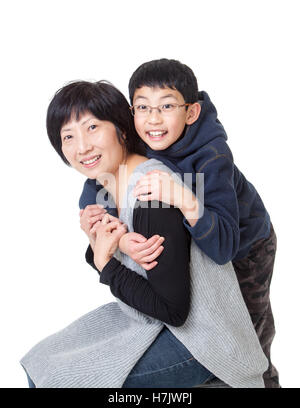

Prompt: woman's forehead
[{"left": 61, "top": 111, "right": 96, "bottom": 132}]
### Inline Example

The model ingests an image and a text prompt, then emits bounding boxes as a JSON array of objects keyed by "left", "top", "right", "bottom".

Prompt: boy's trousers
[{"left": 232, "top": 223, "right": 280, "bottom": 388}]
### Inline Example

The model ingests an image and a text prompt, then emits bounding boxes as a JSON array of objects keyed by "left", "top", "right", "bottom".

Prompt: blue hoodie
[{"left": 79, "top": 91, "right": 271, "bottom": 264}]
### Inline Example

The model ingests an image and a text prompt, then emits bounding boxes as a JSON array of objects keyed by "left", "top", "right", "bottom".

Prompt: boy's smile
[{"left": 132, "top": 86, "right": 200, "bottom": 151}]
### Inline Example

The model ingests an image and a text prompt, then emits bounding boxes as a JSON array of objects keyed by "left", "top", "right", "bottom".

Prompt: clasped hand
[{"left": 79, "top": 204, "right": 165, "bottom": 271}]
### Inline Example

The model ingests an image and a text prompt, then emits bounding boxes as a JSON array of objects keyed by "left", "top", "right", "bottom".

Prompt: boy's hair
[
  {"left": 129, "top": 59, "right": 199, "bottom": 104},
  {"left": 47, "top": 80, "right": 145, "bottom": 165}
]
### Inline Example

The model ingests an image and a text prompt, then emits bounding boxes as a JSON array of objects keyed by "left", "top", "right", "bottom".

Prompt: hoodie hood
[{"left": 147, "top": 91, "right": 228, "bottom": 159}]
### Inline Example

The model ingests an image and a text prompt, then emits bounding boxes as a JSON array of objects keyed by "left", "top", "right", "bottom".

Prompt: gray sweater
[{"left": 20, "top": 159, "right": 268, "bottom": 388}]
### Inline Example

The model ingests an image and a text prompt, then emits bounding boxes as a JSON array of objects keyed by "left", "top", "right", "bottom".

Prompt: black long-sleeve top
[{"left": 85, "top": 202, "right": 191, "bottom": 327}]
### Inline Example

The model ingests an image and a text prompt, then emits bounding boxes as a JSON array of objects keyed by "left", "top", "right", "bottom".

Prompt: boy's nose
[{"left": 147, "top": 109, "right": 163, "bottom": 124}]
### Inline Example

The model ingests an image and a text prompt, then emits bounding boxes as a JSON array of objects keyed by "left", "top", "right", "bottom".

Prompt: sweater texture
[{"left": 21, "top": 159, "right": 268, "bottom": 388}]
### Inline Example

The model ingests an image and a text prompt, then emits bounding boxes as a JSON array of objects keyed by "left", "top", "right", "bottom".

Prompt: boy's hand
[
  {"left": 92, "top": 214, "right": 128, "bottom": 271},
  {"left": 119, "top": 232, "right": 165, "bottom": 271},
  {"left": 79, "top": 204, "right": 107, "bottom": 250},
  {"left": 133, "top": 170, "right": 200, "bottom": 226},
  {"left": 133, "top": 170, "right": 186, "bottom": 208}
]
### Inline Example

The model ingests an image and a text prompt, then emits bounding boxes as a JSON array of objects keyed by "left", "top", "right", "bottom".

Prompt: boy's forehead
[{"left": 133, "top": 86, "right": 184, "bottom": 102}]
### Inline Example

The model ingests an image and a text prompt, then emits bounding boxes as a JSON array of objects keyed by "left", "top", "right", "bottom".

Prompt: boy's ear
[{"left": 185, "top": 102, "right": 201, "bottom": 125}]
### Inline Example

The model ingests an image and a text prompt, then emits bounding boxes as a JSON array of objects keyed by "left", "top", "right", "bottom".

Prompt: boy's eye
[
  {"left": 89, "top": 124, "right": 97, "bottom": 130},
  {"left": 63, "top": 135, "right": 73, "bottom": 141},
  {"left": 161, "top": 104, "right": 175, "bottom": 111}
]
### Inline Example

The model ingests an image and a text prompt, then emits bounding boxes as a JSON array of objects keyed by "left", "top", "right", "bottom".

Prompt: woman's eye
[
  {"left": 136, "top": 105, "right": 148, "bottom": 111},
  {"left": 63, "top": 135, "right": 73, "bottom": 141},
  {"left": 89, "top": 124, "right": 97, "bottom": 130}
]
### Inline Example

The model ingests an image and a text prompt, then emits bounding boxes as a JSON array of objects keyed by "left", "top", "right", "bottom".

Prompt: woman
[{"left": 21, "top": 81, "right": 268, "bottom": 388}]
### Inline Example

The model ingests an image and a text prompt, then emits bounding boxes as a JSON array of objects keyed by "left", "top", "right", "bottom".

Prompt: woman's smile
[{"left": 80, "top": 154, "right": 102, "bottom": 168}]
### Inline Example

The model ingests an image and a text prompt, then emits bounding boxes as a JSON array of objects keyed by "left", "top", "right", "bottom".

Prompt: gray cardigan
[{"left": 20, "top": 159, "right": 268, "bottom": 388}]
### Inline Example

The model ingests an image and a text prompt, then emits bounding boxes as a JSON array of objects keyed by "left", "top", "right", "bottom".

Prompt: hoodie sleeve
[
  {"left": 183, "top": 149, "right": 240, "bottom": 265},
  {"left": 79, "top": 178, "right": 101, "bottom": 210}
]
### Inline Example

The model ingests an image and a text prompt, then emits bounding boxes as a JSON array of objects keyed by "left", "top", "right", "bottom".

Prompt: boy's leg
[{"left": 232, "top": 223, "right": 280, "bottom": 388}]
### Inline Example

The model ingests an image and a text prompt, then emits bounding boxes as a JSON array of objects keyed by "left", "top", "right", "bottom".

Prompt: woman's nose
[{"left": 77, "top": 133, "right": 92, "bottom": 153}]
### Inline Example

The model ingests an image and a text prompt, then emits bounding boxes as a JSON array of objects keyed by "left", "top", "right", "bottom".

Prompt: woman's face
[{"left": 60, "top": 112, "right": 126, "bottom": 180}]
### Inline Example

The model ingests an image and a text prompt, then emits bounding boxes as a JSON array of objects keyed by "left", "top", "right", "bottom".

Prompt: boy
[{"left": 79, "top": 59, "right": 279, "bottom": 388}]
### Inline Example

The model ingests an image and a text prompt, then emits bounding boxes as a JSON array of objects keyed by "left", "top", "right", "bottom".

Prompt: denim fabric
[
  {"left": 26, "top": 372, "right": 36, "bottom": 388},
  {"left": 122, "top": 327, "right": 214, "bottom": 388}
]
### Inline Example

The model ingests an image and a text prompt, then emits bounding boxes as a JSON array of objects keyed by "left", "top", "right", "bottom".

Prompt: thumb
[{"left": 128, "top": 232, "right": 147, "bottom": 243}]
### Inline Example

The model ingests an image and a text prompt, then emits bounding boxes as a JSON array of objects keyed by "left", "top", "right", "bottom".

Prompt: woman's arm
[{"left": 90, "top": 202, "right": 191, "bottom": 327}]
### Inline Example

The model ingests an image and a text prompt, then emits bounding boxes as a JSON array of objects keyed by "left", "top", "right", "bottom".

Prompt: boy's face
[{"left": 132, "top": 86, "right": 200, "bottom": 151}]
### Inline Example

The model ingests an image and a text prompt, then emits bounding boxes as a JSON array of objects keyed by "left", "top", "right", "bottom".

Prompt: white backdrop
[{"left": 0, "top": 0, "right": 299, "bottom": 388}]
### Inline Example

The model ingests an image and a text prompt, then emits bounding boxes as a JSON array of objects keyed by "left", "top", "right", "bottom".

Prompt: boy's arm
[
  {"left": 134, "top": 155, "right": 240, "bottom": 265},
  {"left": 182, "top": 153, "right": 240, "bottom": 265},
  {"left": 79, "top": 178, "right": 102, "bottom": 210}
]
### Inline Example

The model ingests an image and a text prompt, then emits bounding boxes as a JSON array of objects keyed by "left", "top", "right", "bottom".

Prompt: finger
[
  {"left": 136, "top": 193, "right": 154, "bottom": 202},
  {"left": 85, "top": 208, "right": 107, "bottom": 217},
  {"left": 88, "top": 214, "right": 105, "bottom": 225},
  {"left": 101, "top": 214, "right": 110, "bottom": 224},
  {"left": 106, "top": 214, "right": 122, "bottom": 224},
  {"left": 85, "top": 204, "right": 105, "bottom": 210},
  {"left": 138, "top": 237, "right": 165, "bottom": 257},
  {"left": 90, "top": 221, "right": 102, "bottom": 234},
  {"left": 114, "top": 224, "right": 128, "bottom": 238},
  {"left": 103, "top": 221, "right": 123, "bottom": 233},
  {"left": 127, "top": 232, "right": 147, "bottom": 243},
  {"left": 140, "top": 246, "right": 164, "bottom": 263},
  {"left": 135, "top": 235, "right": 161, "bottom": 251},
  {"left": 134, "top": 184, "right": 152, "bottom": 196},
  {"left": 135, "top": 176, "right": 158, "bottom": 187},
  {"left": 141, "top": 261, "right": 158, "bottom": 271}
]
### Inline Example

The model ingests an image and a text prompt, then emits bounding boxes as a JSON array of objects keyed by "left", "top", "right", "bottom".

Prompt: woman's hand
[
  {"left": 119, "top": 232, "right": 165, "bottom": 271},
  {"left": 92, "top": 214, "right": 128, "bottom": 272},
  {"left": 79, "top": 204, "right": 107, "bottom": 250}
]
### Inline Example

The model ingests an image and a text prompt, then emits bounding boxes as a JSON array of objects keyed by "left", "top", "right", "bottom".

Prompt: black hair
[
  {"left": 46, "top": 80, "right": 145, "bottom": 165},
  {"left": 129, "top": 59, "right": 199, "bottom": 104}
]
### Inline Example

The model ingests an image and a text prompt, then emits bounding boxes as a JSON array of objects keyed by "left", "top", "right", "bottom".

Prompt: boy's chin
[{"left": 148, "top": 142, "right": 172, "bottom": 151}]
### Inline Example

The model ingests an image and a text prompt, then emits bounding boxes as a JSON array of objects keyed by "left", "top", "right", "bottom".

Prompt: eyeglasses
[{"left": 129, "top": 103, "right": 191, "bottom": 116}]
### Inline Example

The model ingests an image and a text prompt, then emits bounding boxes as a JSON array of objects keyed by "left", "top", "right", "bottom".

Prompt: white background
[{"left": 0, "top": 0, "right": 299, "bottom": 388}]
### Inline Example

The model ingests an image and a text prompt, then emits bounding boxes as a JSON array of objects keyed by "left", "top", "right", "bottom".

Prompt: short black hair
[
  {"left": 129, "top": 59, "right": 198, "bottom": 104},
  {"left": 47, "top": 80, "right": 145, "bottom": 165}
]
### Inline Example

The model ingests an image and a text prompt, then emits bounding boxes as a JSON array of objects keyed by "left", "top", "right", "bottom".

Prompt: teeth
[
  {"left": 82, "top": 155, "right": 101, "bottom": 165},
  {"left": 148, "top": 131, "right": 165, "bottom": 137}
]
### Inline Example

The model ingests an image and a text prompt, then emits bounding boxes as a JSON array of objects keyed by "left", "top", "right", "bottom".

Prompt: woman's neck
[{"left": 98, "top": 154, "right": 148, "bottom": 214}]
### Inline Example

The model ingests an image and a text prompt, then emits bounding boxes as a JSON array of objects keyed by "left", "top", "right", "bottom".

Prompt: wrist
[
  {"left": 181, "top": 192, "right": 200, "bottom": 227},
  {"left": 118, "top": 234, "right": 127, "bottom": 254},
  {"left": 89, "top": 237, "right": 96, "bottom": 252},
  {"left": 95, "top": 256, "right": 112, "bottom": 272}
]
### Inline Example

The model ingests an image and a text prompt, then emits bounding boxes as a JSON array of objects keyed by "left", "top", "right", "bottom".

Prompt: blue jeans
[
  {"left": 25, "top": 328, "right": 214, "bottom": 388},
  {"left": 122, "top": 327, "right": 214, "bottom": 388}
]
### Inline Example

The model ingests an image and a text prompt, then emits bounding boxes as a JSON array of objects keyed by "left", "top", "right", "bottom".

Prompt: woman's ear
[{"left": 185, "top": 102, "right": 201, "bottom": 125}]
